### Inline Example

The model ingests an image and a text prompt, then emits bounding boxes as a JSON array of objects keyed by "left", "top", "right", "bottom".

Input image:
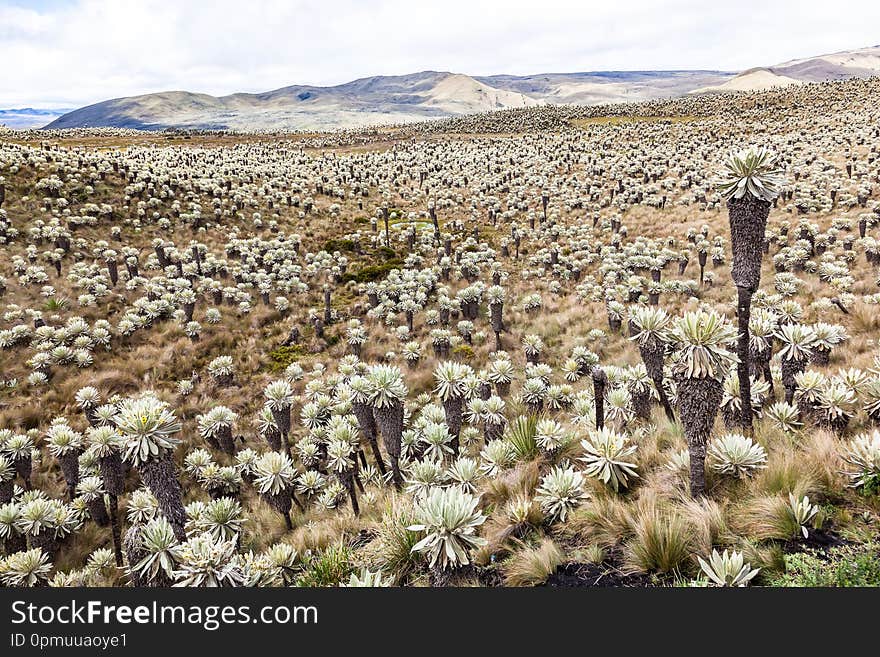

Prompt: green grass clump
[
  {"left": 44, "top": 297, "right": 69, "bottom": 311},
  {"left": 267, "top": 345, "right": 304, "bottom": 372},
  {"left": 505, "top": 415, "right": 538, "bottom": 460},
  {"left": 767, "top": 543, "right": 880, "bottom": 587},
  {"left": 374, "top": 246, "right": 398, "bottom": 261},
  {"left": 323, "top": 238, "right": 355, "bottom": 253},
  {"left": 296, "top": 543, "right": 354, "bottom": 587},
  {"left": 338, "top": 260, "right": 403, "bottom": 284}
]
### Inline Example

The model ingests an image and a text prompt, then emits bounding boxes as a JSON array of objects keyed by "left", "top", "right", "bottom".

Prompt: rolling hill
[
  {"left": 42, "top": 45, "right": 880, "bottom": 131},
  {"left": 691, "top": 45, "right": 880, "bottom": 94}
]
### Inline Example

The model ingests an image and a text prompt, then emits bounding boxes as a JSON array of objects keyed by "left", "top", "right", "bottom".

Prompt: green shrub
[
  {"left": 338, "top": 260, "right": 402, "bottom": 284},
  {"left": 767, "top": 543, "right": 880, "bottom": 587},
  {"left": 323, "top": 238, "right": 355, "bottom": 253},
  {"left": 267, "top": 345, "right": 303, "bottom": 372},
  {"left": 859, "top": 475, "right": 880, "bottom": 497},
  {"left": 452, "top": 344, "right": 475, "bottom": 361},
  {"left": 374, "top": 246, "right": 398, "bottom": 261}
]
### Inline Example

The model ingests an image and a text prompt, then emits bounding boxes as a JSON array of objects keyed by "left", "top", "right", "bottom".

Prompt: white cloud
[{"left": 2, "top": 0, "right": 879, "bottom": 107}]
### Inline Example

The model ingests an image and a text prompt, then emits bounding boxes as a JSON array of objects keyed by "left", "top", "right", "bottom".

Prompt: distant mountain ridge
[
  {"left": 0, "top": 108, "right": 72, "bottom": 129},
  {"left": 41, "top": 45, "right": 880, "bottom": 131},
  {"left": 691, "top": 45, "right": 880, "bottom": 94}
]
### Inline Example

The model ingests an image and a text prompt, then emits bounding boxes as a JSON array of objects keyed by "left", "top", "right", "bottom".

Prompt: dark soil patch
[
  {"left": 782, "top": 527, "right": 848, "bottom": 556},
  {"left": 544, "top": 562, "right": 657, "bottom": 588},
  {"left": 476, "top": 566, "right": 505, "bottom": 587}
]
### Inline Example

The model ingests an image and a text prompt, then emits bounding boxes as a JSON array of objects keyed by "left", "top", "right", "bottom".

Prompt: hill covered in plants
[{"left": 0, "top": 77, "right": 879, "bottom": 588}]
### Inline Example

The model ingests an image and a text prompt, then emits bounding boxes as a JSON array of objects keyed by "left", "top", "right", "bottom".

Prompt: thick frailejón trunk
[
  {"left": 675, "top": 376, "right": 723, "bottom": 498},
  {"left": 796, "top": 397, "right": 820, "bottom": 423},
  {"left": 107, "top": 260, "right": 118, "bottom": 287},
  {"left": 263, "top": 490, "right": 294, "bottom": 529},
  {"left": 782, "top": 357, "right": 807, "bottom": 405},
  {"left": 14, "top": 453, "right": 32, "bottom": 490},
  {"left": 28, "top": 531, "right": 59, "bottom": 560},
  {"left": 490, "top": 303, "right": 503, "bottom": 351},
  {"left": 484, "top": 420, "right": 505, "bottom": 443},
  {"left": 123, "top": 525, "right": 148, "bottom": 586},
  {"left": 98, "top": 453, "right": 125, "bottom": 566},
  {"left": 721, "top": 403, "right": 741, "bottom": 430},
  {"left": 429, "top": 564, "right": 473, "bottom": 588},
  {"left": 443, "top": 395, "right": 464, "bottom": 456},
  {"left": 58, "top": 450, "right": 81, "bottom": 500},
  {"left": 87, "top": 496, "right": 110, "bottom": 526},
  {"left": 108, "top": 494, "right": 123, "bottom": 566},
  {"left": 0, "top": 478, "right": 13, "bottom": 504},
  {"left": 4, "top": 530, "right": 26, "bottom": 555},
  {"left": 630, "top": 387, "right": 652, "bottom": 421},
  {"left": 728, "top": 195, "right": 769, "bottom": 434},
  {"left": 99, "top": 453, "right": 125, "bottom": 497},
  {"left": 374, "top": 403, "right": 405, "bottom": 490},
  {"left": 216, "top": 426, "right": 236, "bottom": 455},
  {"left": 271, "top": 405, "right": 291, "bottom": 440},
  {"left": 736, "top": 286, "right": 754, "bottom": 434},
  {"left": 138, "top": 453, "right": 187, "bottom": 541},
  {"left": 592, "top": 367, "right": 607, "bottom": 430},
  {"left": 810, "top": 347, "right": 830, "bottom": 366},
  {"left": 263, "top": 425, "right": 283, "bottom": 452},
  {"left": 750, "top": 343, "right": 774, "bottom": 394},
  {"left": 339, "top": 471, "right": 360, "bottom": 517},
  {"left": 353, "top": 401, "right": 386, "bottom": 475},
  {"left": 638, "top": 343, "right": 675, "bottom": 422}
]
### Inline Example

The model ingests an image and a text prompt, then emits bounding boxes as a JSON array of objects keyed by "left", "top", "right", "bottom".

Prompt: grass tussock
[
  {"left": 481, "top": 459, "right": 541, "bottom": 508},
  {"left": 734, "top": 494, "right": 801, "bottom": 542},
  {"left": 297, "top": 542, "right": 354, "bottom": 587},
  {"left": 359, "top": 499, "right": 423, "bottom": 584},
  {"left": 623, "top": 505, "right": 693, "bottom": 575},
  {"left": 503, "top": 538, "right": 564, "bottom": 587}
]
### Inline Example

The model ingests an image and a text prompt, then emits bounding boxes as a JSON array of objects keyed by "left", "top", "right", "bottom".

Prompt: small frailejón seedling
[
  {"left": 697, "top": 549, "right": 760, "bottom": 587},
  {"left": 408, "top": 485, "right": 487, "bottom": 587},
  {"left": 579, "top": 427, "right": 639, "bottom": 492}
]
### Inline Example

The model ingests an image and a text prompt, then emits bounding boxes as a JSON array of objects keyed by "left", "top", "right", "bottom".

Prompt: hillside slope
[{"left": 44, "top": 46, "right": 880, "bottom": 131}]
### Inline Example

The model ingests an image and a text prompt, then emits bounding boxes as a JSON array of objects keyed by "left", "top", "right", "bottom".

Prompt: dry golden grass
[
  {"left": 733, "top": 494, "right": 801, "bottom": 542},
  {"left": 480, "top": 459, "right": 542, "bottom": 508},
  {"left": 502, "top": 538, "right": 564, "bottom": 586},
  {"left": 622, "top": 503, "right": 693, "bottom": 575},
  {"left": 676, "top": 496, "right": 732, "bottom": 555},
  {"left": 560, "top": 493, "right": 634, "bottom": 549}
]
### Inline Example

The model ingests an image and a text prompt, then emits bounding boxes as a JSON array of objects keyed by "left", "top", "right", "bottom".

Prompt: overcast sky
[{"left": 2, "top": 0, "right": 879, "bottom": 108}]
